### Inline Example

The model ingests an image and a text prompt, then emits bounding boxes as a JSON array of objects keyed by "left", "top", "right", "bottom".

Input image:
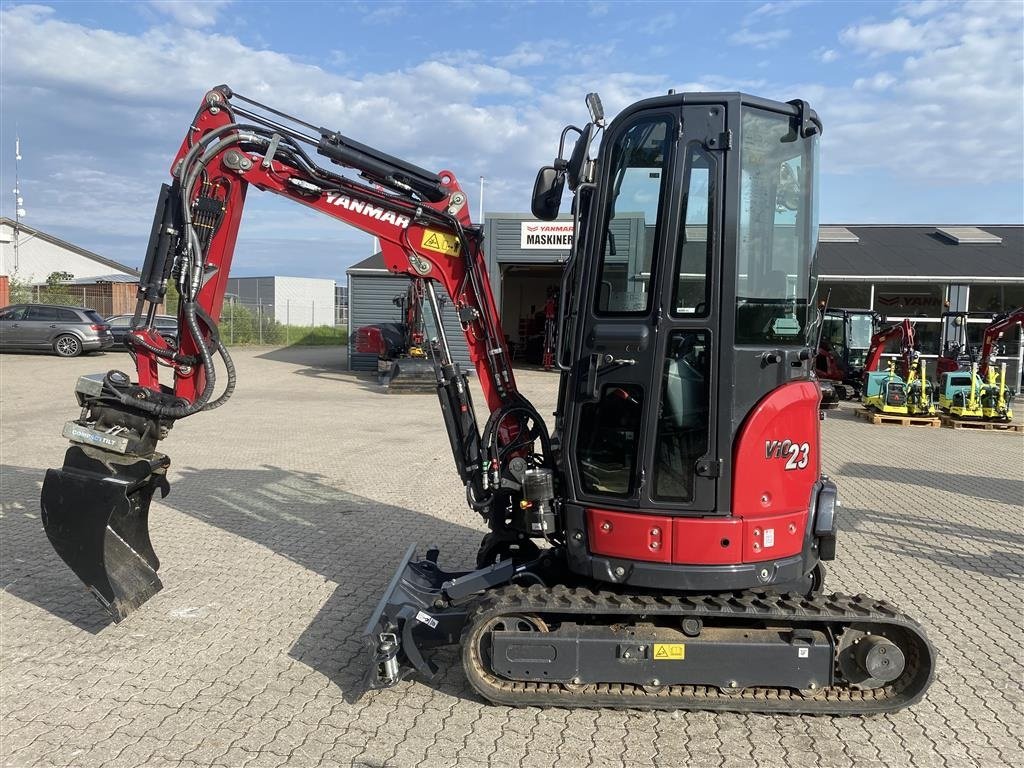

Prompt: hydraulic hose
[
  {"left": 203, "top": 339, "right": 236, "bottom": 411},
  {"left": 104, "top": 302, "right": 216, "bottom": 419}
]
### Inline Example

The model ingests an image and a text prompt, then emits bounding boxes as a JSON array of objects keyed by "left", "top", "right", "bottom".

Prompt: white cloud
[
  {"left": 818, "top": 48, "right": 840, "bottom": 63},
  {"left": 840, "top": 16, "right": 933, "bottom": 54},
  {"left": 749, "top": 1, "right": 811, "bottom": 19},
  {"left": 898, "top": 0, "right": 947, "bottom": 18},
  {"left": 853, "top": 72, "right": 896, "bottom": 91},
  {"left": 0, "top": 4, "right": 590, "bottom": 274},
  {"left": 823, "top": 0, "right": 1023, "bottom": 184},
  {"left": 640, "top": 12, "right": 676, "bottom": 35},
  {"left": 149, "top": 0, "right": 232, "bottom": 28},
  {"left": 729, "top": 27, "right": 791, "bottom": 48},
  {"left": 495, "top": 41, "right": 565, "bottom": 68}
]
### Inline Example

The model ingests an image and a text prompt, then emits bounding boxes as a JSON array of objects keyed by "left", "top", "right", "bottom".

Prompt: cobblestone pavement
[{"left": 2, "top": 346, "right": 1022, "bottom": 768}]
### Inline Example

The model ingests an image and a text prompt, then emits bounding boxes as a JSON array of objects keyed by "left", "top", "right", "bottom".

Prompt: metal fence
[
  {"left": 18, "top": 285, "right": 123, "bottom": 316},
  {"left": 207, "top": 297, "right": 346, "bottom": 346},
  {"left": 10, "top": 289, "right": 347, "bottom": 346}
]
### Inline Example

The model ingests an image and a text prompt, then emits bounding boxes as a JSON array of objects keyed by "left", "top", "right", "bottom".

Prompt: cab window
[
  {"left": 0, "top": 307, "right": 28, "bottom": 321},
  {"left": 735, "top": 108, "right": 818, "bottom": 345},
  {"left": 595, "top": 115, "right": 673, "bottom": 315},
  {"left": 672, "top": 144, "right": 714, "bottom": 316}
]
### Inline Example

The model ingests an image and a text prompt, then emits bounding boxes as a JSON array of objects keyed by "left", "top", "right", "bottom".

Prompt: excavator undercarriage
[{"left": 40, "top": 85, "right": 935, "bottom": 715}]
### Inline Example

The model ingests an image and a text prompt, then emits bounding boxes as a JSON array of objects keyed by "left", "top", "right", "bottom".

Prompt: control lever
[{"left": 584, "top": 353, "right": 636, "bottom": 401}]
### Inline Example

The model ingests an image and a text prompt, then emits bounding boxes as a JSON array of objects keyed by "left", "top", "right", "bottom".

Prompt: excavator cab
[{"left": 815, "top": 308, "right": 879, "bottom": 399}]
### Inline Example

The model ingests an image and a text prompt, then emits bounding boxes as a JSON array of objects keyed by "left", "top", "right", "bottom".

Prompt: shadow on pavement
[
  {"left": 1, "top": 464, "right": 113, "bottom": 634},
  {"left": 840, "top": 505, "right": 1024, "bottom": 581},
  {"left": 167, "top": 464, "right": 489, "bottom": 704},
  {"left": 253, "top": 344, "right": 411, "bottom": 395},
  {"left": 1, "top": 461, "right": 489, "bottom": 703},
  {"left": 838, "top": 462, "right": 1024, "bottom": 506}
]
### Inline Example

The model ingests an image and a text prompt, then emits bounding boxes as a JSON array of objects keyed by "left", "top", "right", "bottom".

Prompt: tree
[
  {"left": 7, "top": 269, "right": 33, "bottom": 303},
  {"left": 41, "top": 271, "right": 76, "bottom": 305}
]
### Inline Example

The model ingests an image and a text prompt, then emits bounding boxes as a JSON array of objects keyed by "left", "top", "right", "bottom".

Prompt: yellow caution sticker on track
[
  {"left": 653, "top": 643, "right": 685, "bottom": 660},
  {"left": 421, "top": 229, "right": 460, "bottom": 257}
]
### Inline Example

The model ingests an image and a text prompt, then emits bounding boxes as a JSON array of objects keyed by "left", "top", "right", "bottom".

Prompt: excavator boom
[{"left": 41, "top": 85, "right": 549, "bottom": 621}]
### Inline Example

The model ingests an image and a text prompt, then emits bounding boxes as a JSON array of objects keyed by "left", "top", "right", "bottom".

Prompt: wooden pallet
[
  {"left": 940, "top": 415, "right": 1023, "bottom": 432},
  {"left": 855, "top": 408, "right": 940, "bottom": 427}
]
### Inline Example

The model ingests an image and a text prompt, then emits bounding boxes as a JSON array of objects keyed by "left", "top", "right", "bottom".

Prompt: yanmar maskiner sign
[{"left": 521, "top": 221, "right": 574, "bottom": 250}]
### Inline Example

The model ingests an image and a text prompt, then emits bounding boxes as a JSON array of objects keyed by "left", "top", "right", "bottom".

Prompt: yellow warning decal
[
  {"left": 653, "top": 643, "right": 685, "bottom": 660},
  {"left": 421, "top": 229, "right": 460, "bottom": 257}
]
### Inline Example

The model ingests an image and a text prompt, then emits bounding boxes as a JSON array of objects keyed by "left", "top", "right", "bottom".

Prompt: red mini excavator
[
  {"left": 354, "top": 280, "right": 439, "bottom": 392},
  {"left": 40, "top": 86, "right": 934, "bottom": 714}
]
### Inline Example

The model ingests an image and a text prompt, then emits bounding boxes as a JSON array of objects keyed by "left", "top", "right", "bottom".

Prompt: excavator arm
[
  {"left": 978, "top": 307, "right": 1024, "bottom": 379},
  {"left": 40, "top": 86, "right": 553, "bottom": 623},
  {"left": 862, "top": 317, "right": 914, "bottom": 381},
  {"left": 138, "top": 84, "right": 513, "bottom": 411}
]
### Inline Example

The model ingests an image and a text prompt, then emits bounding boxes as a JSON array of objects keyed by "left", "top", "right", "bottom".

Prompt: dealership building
[{"left": 348, "top": 215, "right": 1022, "bottom": 380}]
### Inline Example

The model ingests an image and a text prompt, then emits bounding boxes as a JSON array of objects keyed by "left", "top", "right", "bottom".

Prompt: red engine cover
[
  {"left": 732, "top": 380, "right": 821, "bottom": 520},
  {"left": 354, "top": 326, "right": 386, "bottom": 355}
]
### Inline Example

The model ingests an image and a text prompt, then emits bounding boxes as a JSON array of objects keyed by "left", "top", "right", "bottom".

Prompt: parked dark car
[
  {"left": 105, "top": 314, "right": 179, "bottom": 346},
  {"left": 0, "top": 304, "right": 114, "bottom": 357}
]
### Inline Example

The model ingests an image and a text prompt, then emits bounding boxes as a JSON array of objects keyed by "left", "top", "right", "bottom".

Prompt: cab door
[{"left": 566, "top": 102, "right": 724, "bottom": 514}]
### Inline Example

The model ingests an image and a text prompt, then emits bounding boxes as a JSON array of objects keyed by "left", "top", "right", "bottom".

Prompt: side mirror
[
  {"left": 586, "top": 92, "right": 605, "bottom": 125},
  {"left": 531, "top": 166, "right": 565, "bottom": 221}
]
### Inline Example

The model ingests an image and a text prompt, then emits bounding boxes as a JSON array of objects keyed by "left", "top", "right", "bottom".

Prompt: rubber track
[{"left": 461, "top": 584, "right": 935, "bottom": 714}]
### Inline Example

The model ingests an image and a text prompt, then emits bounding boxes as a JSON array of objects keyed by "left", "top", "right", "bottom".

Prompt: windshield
[
  {"left": 735, "top": 107, "right": 819, "bottom": 345},
  {"left": 848, "top": 314, "right": 874, "bottom": 349}
]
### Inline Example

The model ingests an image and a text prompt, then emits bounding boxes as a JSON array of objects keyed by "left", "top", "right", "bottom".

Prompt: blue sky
[{"left": 2, "top": 0, "right": 1021, "bottom": 282}]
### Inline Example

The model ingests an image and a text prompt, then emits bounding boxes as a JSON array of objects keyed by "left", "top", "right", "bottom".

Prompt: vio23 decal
[{"left": 765, "top": 439, "right": 810, "bottom": 470}]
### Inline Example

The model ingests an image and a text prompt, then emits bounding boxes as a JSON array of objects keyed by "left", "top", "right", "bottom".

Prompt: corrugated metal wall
[
  {"left": 483, "top": 213, "right": 640, "bottom": 314},
  {"left": 348, "top": 273, "right": 470, "bottom": 372}
]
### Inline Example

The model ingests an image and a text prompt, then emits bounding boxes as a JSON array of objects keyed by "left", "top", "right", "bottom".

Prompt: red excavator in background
[
  {"left": 977, "top": 307, "right": 1023, "bottom": 381},
  {"left": 861, "top": 318, "right": 934, "bottom": 416},
  {"left": 863, "top": 318, "right": 916, "bottom": 382},
  {"left": 354, "top": 280, "right": 440, "bottom": 392},
  {"left": 40, "top": 85, "right": 934, "bottom": 714},
  {"left": 814, "top": 308, "right": 878, "bottom": 401},
  {"left": 936, "top": 310, "right": 995, "bottom": 376}
]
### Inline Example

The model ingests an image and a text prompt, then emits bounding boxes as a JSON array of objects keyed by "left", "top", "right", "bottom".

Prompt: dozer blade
[
  {"left": 40, "top": 445, "right": 170, "bottom": 622},
  {"left": 385, "top": 358, "right": 438, "bottom": 394}
]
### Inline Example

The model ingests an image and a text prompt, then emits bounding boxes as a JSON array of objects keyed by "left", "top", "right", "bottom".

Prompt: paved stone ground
[{"left": 2, "top": 346, "right": 1022, "bottom": 768}]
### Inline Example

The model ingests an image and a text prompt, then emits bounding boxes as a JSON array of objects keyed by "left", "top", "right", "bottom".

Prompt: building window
[
  {"left": 873, "top": 282, "right": 944, "bottom": 318},
  {"left": 817, "top": 282, "right": 872, "bottom": 310}
]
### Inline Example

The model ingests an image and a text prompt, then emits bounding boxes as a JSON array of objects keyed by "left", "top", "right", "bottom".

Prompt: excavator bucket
[
  {"left": 384, "top": 358, "right": 438, "bottom": 393},
  {"left": 40, "top": 445, "right": 170, "bottom": 622}
]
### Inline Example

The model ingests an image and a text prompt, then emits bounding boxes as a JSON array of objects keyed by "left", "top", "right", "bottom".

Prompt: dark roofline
[
  {"left": 347, "top": 251, "right": 388, "bottom": 274},
  {"left": 0, "top": 217, "right": 140, "bottom": 276}
]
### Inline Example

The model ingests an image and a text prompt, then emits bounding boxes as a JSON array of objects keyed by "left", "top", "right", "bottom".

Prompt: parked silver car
[
  {"left": 105, "top": 314, "right": 179, "bottom": 347},
  {"left": 0, "top": 304, "right": 114, "bottom": 357}
]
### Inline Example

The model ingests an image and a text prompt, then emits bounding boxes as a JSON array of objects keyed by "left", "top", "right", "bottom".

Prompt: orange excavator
[{"left": 39, "top": 85, "right": 934, "bottom": 713}]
